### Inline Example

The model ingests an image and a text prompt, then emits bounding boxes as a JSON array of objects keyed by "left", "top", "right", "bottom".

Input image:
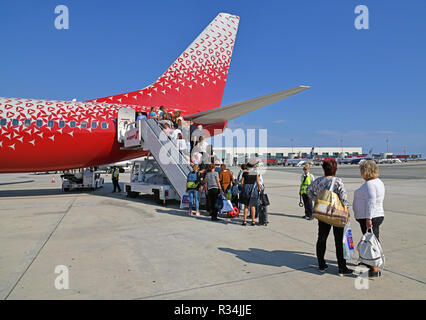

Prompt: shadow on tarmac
[
  {"left": 0, "top": 188, "right": 64, "bottom": 197},
  {"left": 219, "top": 247, "right": 319, "bottom": 271},
  {"left": 268, "top": 211, "right": 305, "bottom": 219},
  {"left": 0, "top": 180, "right": 34, "bottom": 186},
  {"left": 219, "top": 247, "right": 358, "bottom": 277}
]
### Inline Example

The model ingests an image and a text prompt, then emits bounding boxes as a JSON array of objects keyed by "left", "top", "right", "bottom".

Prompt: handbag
[
  {"left": 357, "top": 229, "right": 385, "bottom": 269},
  {"left": 215, "top": 194, "right": 224, "bottom": 210},
  {"left": 186, "top": 181, "right": 198, "bottom": 189},
  {"left": 312, "top": 177, "right": 349, "bottom": 227},
  {"left": 260, "top": 191, "right": 270, "bottom": 206}
]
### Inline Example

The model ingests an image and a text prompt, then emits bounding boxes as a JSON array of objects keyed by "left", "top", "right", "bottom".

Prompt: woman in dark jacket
[{"left": 239, "top": 163, "right": 261, "bottom": 226}]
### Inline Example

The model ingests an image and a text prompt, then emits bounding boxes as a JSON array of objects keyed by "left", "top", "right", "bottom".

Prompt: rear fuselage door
[{"left": 117, "top": 107, "right": 135, "bottom": 142}]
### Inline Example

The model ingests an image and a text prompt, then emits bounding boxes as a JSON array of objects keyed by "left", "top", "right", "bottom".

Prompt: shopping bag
[
  {"left": 220, "top": 199, "right": 234, "bottom": 214},
  {"left": 180, "top": 194, "right": 190, "bottom": 209},
  {"left": 357, "top": 229, "right": 385, "bottom": 269},
  {"left": 343, "top": 222, "right": 355, "bottom": 260},
  {"left": 215, "top": 194, "right": 224, "bottom": 210},
  {"left": 312, "top": 177, "right": 349, "bottom": 227},
  {"left": 260, "top": 192, "right": 270, "bottom": 206}
]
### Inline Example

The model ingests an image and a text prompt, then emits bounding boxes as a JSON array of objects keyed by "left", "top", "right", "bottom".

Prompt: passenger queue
[{"left": 114, "top": 106, "right": 386, "bottom": 279}]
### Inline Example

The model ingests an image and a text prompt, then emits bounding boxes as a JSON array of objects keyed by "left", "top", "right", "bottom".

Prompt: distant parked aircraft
[{"left": 285, "top": 147, "right": 315, "bottom": 167}]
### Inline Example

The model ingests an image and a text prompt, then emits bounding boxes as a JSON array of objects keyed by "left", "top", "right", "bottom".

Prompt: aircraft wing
[{"left": 184, "top": 86, "right": 310, "bottom": 124}]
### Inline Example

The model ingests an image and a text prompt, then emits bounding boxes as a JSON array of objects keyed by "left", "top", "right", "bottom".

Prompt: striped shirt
[{"left": 307, "top": 176, "right": 349, "bottom": 207}]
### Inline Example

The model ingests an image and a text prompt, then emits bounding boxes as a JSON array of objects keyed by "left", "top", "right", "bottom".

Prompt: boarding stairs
[{"left": 119, "top": 114, "right": 191, "bottom": 199}]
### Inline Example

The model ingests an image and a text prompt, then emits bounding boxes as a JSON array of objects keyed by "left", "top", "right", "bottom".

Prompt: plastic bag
[
  {"left": 220, "top": 199, "right": 234, "bottom": 214},
  {"left": 180, "top": 194, "right": 190, "bottom": 209},
  {"left": 343, "top": 222, "right": 355, "bottom": 260}
]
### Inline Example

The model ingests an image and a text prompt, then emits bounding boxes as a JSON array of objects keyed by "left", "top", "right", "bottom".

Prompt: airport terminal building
[{"left": 213, "top": 146, "right": 363, "bottom": 165}]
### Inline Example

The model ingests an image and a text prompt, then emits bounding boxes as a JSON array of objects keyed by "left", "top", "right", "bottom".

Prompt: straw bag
[{"left": 313, "top": 177, "right": 349, "bottom": 227}]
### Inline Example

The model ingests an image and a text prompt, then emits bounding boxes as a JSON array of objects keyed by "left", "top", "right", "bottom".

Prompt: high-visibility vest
[
  {"left": 113, "top": 169, "right": 119, "bottom": 179},
  {"left": 300, "top": 174, "right": 312, "bottom": 195}
]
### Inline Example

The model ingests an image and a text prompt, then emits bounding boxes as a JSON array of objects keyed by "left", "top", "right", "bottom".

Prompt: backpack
[
  {"left": 357, "top": 229, "right": 385, "bottom": 269},
  {"left": 186, "top": 172, "right": 198, "bottom": 189}
]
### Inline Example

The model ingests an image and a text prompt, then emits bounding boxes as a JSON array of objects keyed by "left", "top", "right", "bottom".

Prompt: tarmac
[{"left": 0, "top": 162, "right": 425, "bottom": 300}]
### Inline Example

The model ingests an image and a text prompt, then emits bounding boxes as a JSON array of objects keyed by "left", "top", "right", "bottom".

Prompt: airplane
[
  {"left": 378, "top": 158, "right": 401, "bottom": 164},
  {"left": 337, "top": 148, "right": 374, "bottom": 165},
  {"left": 284, "top": 147, "right": 316, "bottom": 167},
  {"left": 0, "top": 13, "right": 310, "bottom": 173},
  {"left": 348, "top": 148, "right": 374, "bottom": 165}
]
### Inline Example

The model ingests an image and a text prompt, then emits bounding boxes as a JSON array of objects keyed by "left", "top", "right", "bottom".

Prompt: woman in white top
[
  {"left": 196, "top": 136, "right": 208, "bottom": 153},
  {"left": 353, "top": 160, "right": 385, "bottom": 277},
  {"left": 170, "top": 124, "right": 182, "bottom": 143}
]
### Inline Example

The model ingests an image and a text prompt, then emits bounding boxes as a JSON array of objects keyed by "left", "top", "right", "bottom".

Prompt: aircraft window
[
  {"left": 101, "top": 122, "right": 108, "bottom": 129},
  {"left": 91, "top": 122, "right": 98, "bottom": 129},
  {"left": 70, "top": 121, "right": 76, "bottom": 128},
  {"left": 12, "top": 119, "right": 19, "bottom": 126},
  {"left": 36, "top": 120, "right": 43, "bottom": 127},
  {"left": 59, "top": 120, "right": 65, "bottom": 128},
  {"left": 81, "top": 121, "right": 87, "bottom": 129},
  {"left": 48, "top": 120, "right": 54, "bottom": 128},
  {"left": 0, "top": 119, "right": 6, "bottom": 126},
  {"left": 24, "top": 119, "right": 31, "bottom": 127}
]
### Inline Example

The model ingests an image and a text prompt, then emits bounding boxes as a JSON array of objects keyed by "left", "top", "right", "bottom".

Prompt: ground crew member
[
  {"left": 112, "top": 167, "right": 121, "bottom": 193},
  {"left": 300, "top": 164, "right": 314, "bottom": 220}
]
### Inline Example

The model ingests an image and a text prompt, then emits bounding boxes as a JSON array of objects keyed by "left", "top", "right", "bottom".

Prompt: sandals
[{"left": 242, "top": 221, "right": 256, "bottom": 226}]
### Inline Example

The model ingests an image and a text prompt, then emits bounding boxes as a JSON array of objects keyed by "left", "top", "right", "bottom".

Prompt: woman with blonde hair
[{"left": 353, "top": 160, "right": 385, "bottom": 278}]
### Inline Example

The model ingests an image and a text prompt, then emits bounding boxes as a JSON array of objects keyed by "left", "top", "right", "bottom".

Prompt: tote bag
[{"left": 313, "top": 177, "right": 349, "bottom": 227}]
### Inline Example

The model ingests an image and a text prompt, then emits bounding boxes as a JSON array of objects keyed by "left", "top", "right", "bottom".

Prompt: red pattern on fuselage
[
  {"left": 0, "top": 98, "right": 148, "bottom": 172},
  {"left": 0, "top": 13, "right": 238, "bottom": 172}
]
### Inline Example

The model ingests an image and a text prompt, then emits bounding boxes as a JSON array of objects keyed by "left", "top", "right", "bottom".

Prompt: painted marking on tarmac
[
  {"left": 0, "top": 194, "right": 92, "bottom": 200},
  {"left": 3, "top": 198, "right": 77, "bottom": 300}
]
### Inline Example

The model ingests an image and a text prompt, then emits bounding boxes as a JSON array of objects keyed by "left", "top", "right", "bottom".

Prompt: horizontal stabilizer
[{"left": 184, "top": 86, "right": 310, "bottom": 124}]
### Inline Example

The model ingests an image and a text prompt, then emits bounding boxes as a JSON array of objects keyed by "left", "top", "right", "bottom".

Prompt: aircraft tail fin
[
  {"left": 87, "top": 13, "right": 240, "bottom": 114},
  {"left": 307, "top": 147, "right": 315, "bottom": 159}
]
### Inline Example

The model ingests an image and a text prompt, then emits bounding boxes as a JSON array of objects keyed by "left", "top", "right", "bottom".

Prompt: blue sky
[{"left": 1, "top": 0, "right": 425, "bottom": 156}]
